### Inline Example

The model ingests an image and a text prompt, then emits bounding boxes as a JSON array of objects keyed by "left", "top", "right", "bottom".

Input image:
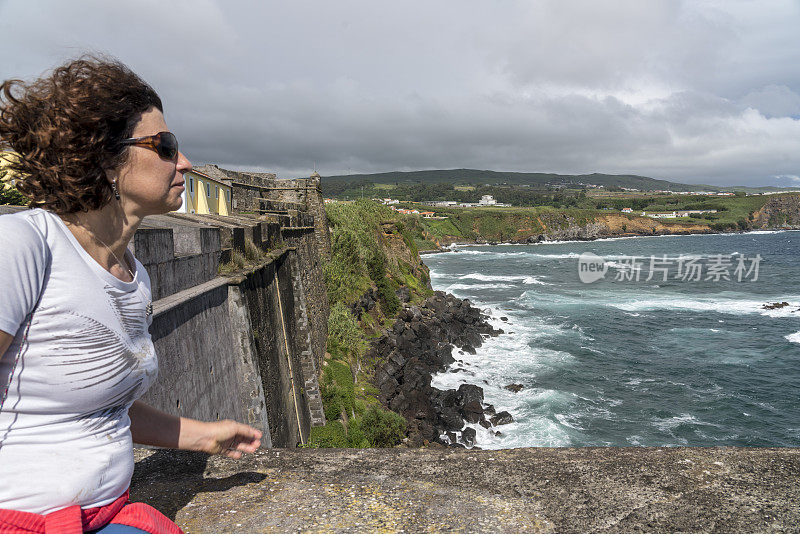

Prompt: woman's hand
[
  {"left": 128, "top": 401, "right": 263, "bottom": 458},
  {"left": 196, "top": 419, "right": 263, "bottom": 459}
]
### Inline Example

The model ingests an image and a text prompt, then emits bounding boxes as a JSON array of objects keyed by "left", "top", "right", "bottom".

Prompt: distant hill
[{"left": 321, "top": 169, "right": 792, "bottom": 193}]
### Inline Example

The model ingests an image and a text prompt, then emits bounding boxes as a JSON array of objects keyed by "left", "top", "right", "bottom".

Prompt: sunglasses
[{"left": 121, "top": 131, "right": 179, "bottom": 160}]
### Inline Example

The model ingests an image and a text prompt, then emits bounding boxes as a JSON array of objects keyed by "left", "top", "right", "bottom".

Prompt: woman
[{"left": 0, "top": 56, "right": 262, "bottom": 533}]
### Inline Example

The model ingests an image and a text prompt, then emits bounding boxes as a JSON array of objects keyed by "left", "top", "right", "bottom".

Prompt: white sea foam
[
  {"left": 428, "top": 232, "right": 797, "bottom": 448},
  {"left": 555, "top": 413, "right": 585, "bottom": 430},
  {"left": 651, "top": 413, "right": 718, "bottom": 433},
  {"left": 456, "top": 273, "right": 550, "bottom": 285},
  {"left": 609, "top": 296, "right": 800, "bottom": 317},
  {"left": 523, "top": 276, "right": 545, "bottom": 285},
  {"left": 445, "top": 282, "right": 516, "bottom": 292},
  {"left": 526, "top": 252, "right": 582, "bottom": 259},
  {"left": 445, "top": 229, "right": 798, "bottom": 252},
  {"left": 428, "top": 302, "right": 587, "bottom": 449},
  {"left": 452, "top": 250, "right": 530, "bottom": 258},
  {"left": 786, "top": 331, "right": 800, "bottom": 344}
]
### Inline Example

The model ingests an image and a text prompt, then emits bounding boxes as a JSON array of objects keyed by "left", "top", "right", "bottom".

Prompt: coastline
[
  {"left": 370, "top": 292, "right": 510, "bottom": 448},
  {"left": 420, "top": 229, "right": 800, "bottom": 449},
  {"left": 419, "top": 226, "right": 800, "bottom": 254}
]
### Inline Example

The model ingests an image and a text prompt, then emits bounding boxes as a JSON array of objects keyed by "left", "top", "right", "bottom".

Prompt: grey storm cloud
[{"left": 1, "top": 0, "right": 799, "bottom": 186}]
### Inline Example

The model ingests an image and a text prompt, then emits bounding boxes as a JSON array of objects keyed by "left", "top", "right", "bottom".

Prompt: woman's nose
[{"left": 176, "top": 151, "right": 192, "bottom": 173}]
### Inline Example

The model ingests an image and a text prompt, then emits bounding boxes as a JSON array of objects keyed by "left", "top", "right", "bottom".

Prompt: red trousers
[{"left": 0, "top": 489, "right": 183, "bottom": 534}]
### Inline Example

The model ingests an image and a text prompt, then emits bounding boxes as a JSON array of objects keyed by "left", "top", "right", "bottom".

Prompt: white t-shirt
[{"left": 0, "top": 208, "right": 158, "bottom": 514}]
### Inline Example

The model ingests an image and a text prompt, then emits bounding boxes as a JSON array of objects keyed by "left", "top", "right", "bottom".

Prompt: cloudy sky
[{"left": 1, "top": 0, "right": 799, "bottom": 186}]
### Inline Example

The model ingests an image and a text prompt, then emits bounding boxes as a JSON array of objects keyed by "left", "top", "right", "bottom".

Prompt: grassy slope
[
  {"left": 312, "top": 200, "right": 435, "bottom": 448},
  {"left": 402, "top": 194, "right": 789, "bottom": 243},
  {"left": 420, "top": 206, "right": 597, "bottom": 242}
]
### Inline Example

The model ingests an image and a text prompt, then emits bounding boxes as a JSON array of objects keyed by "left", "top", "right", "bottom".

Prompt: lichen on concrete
[{"left": 132, "top": 446, "right": 800, "bottom": 533}]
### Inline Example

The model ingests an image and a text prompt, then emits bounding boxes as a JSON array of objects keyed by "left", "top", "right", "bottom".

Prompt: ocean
[{"left": 422, "top": 231, "right": 800, "bottom": 448}]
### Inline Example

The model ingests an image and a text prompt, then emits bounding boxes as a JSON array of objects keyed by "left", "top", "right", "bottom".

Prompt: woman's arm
[{"left": 128, "top": 400, "right": 262, "bottom": 459}]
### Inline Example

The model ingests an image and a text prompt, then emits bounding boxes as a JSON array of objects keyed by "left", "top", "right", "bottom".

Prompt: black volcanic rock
[
  {"left": 491, "top": 411, "right": 514, "bottom": 426},
  {"left": 458, "top": 384, "right": 484, "bottom": 406},
  {"left": 370, "top": 292, "right": 506, "bottom": 446},
  {"left": 396, "top": 285, "right": 411, "bottom": 303},
  {"left": 351, "top": 288, "right": 377, "bottom": 317},
  {"left": 462, "top": 401, "right": 484, "bottom": 424}
]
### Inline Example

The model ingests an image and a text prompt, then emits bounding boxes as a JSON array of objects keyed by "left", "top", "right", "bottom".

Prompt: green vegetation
[
  {"left": 309, "top": 310, "right": 406, "bottom": 448},
  {"left": 324, "top": 199, "right": 433, "bottom": 308},
  {"left": 314, "top": 199, "right": 434, "bottom": 447},
  {"left": 413, "top": 205, "right": 597, "bottom": 242},
  {"left": 327, "top": 302, "right": 367, "bottom": 378},
  {"left": 392, "top": 192, "right": 780, "bottom": 242},
  {"left": 307, "top": 404, "right": 406, "bottom": 448},
  {"left": 243, "top": 237, "right": 265, "bottom": 262},
  {"left": 217, "top": 238, "right": 268, "bottom": 274},
  {"left": 626, "top": 194, "right": 769, "bottom": 226},
  {"left": 218, "top": 250, "right": 247, "bottom": 274},
  {"left": 325, "top": 180, "right": 589, "bottom": 207},
  {"left": 0, "top": 183, "right": 27, "bottom": 206},
  {"left": 321, "top": 168, "right": 795, "bottom": 196},
  {"left": 321, "top": 169, "right": 703, "bottom": 191},
  {"left": 0, "top": 162, "right": 28, "bottom": 206}
]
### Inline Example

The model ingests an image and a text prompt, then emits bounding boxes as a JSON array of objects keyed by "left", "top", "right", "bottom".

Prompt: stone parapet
[{"left": 131, "top": 446, "right": 800, "bottom": 532}]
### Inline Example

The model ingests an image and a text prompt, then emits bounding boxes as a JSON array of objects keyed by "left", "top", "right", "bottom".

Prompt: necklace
[
  {"left": 64, "top": 220, "right": 153, "bottom": 317},
  {"left": 89, "top": 231, "right": 135, "bottom": 282}
]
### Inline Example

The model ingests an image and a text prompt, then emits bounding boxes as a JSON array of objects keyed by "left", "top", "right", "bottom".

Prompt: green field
[
  {"left": 406, "top": 205, "right": 599, "bottom": 242},
  {"left": 394, "top": 193, "right": 786, "bottom": 239}
]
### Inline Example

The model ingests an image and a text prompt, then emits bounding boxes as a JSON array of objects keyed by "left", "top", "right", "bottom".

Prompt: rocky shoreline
[
  {"left": 369, "top": 291, "right": 514, "bottom": 448},
  {"left": 419, "top": 226, "right": 800, "bottom": 254}
]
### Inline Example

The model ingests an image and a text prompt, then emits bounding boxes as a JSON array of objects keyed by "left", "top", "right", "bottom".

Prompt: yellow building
[
  {"left": 0, "top": 150, "right": 22, "bottom": 193},
  {"left": 179, "top": 169, "right": 232, "bottom": 215},
  {"left": 0, "top": 150, "right": 18, "bottom": 179}
]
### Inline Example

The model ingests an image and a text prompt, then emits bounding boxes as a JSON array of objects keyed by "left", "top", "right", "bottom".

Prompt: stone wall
[
  {"left": 133, "top": 212, "right": 329, "bottom": 447},
  {"left": 145, "top": 277, "right": 272, "bottom": 443},
  {"left": 140, "top": 242, "right": 323, "bottom": 447},
  {"left": 133, "top": 225, "right": 220, "bottom": 301},
  {"left": 280, "top": 216, "right": 329, "bottom": 372},
  {"left": 193, "top": 164, "right": 332, "bottom": 259},
  {"left": 187, "top": 165, "right": 333, "bottom": 371}
]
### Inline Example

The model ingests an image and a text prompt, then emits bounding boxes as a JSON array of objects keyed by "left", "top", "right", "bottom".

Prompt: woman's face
[{"left": 114, "top": 107, "right": 192, "bottom": 217}]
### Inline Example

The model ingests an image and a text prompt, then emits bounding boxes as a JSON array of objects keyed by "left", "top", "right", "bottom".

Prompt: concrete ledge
[
  {"left": 151, "top": 247, "right": 294, "bottom": 317},
  {"left": 131, "top": 447, "right": 800, "bottom": 533},
  {"left": 151, "top": 276, "right": 231, "bottom": 318}
]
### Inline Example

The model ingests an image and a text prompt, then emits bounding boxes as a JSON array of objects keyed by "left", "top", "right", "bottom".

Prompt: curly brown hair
[{"left": 0, "top": 55, "right": 163, "bottom": 214}]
